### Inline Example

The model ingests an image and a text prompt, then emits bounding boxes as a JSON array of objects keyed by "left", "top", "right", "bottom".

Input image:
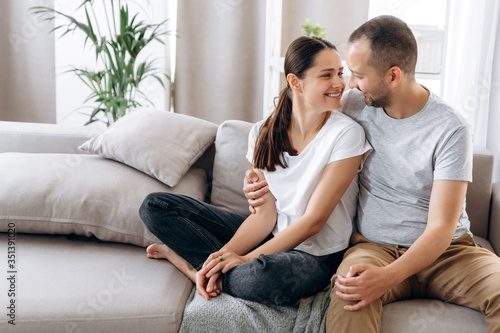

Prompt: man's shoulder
[{"left": 426, "top": 92, "right": 470, "bottom": 128}]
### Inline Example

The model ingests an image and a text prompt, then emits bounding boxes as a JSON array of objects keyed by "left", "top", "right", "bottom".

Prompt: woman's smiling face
[{"left": 295, "top": 48, "right": 346, "bottom": 112}]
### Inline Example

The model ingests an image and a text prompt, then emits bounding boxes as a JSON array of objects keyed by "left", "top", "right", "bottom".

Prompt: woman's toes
[{"left": 146, "top": 243, "right": 170, "bottom": 259}]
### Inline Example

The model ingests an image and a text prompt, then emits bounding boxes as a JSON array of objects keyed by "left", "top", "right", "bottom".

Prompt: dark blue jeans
[{"left": 139, "top": 192, "right": 342, "bottom": 305}]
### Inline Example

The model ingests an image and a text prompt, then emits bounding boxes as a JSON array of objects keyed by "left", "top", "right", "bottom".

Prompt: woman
[{"left": 139, "top": 36, "right": 371, "bottom": 305}]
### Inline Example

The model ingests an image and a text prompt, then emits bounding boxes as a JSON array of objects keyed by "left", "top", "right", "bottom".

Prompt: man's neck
[{"left": 384, "top": 82, "right": 430, "bottom": 120}]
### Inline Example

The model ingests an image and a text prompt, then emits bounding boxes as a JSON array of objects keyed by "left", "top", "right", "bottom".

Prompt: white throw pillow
[
  {"left": 79, "top": 108, "right": 218, "bottom": 187},
  {"left": 0, "top": 153, "right": 207, "bottom": 247}
]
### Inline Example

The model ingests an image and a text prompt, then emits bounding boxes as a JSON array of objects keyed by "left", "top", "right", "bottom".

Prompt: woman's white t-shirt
[{"left": 246, "top": 111, "right": 372, "bottom": 256}]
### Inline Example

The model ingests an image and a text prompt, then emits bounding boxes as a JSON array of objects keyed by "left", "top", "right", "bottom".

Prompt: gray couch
[{"left": 0, "top": 117, "right": 498, "bottom": 333}]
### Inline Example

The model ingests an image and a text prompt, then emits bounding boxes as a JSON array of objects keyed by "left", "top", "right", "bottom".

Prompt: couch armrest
[
  {"left": 488, "top": 182, "right": 500, "bottom": 254},
  {"left": 0, "top": 121, "right": 101, "bottom": 154}
]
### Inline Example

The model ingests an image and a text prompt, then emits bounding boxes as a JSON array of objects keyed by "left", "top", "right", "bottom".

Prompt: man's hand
[
  {"left": 243, "top": 169, "right": 269, "bottom": 214},
  {"left": 334, "top": 263, "right": 398, "bottom": 311}
]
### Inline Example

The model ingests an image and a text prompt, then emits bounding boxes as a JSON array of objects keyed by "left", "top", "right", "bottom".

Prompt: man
[{"left": 244, "top": 15, "right": 500, "bottom": 332}]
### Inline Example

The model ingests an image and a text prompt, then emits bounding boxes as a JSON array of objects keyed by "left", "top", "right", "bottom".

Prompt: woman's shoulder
[{"left": 326, "top": 110, "right": 365, "bottom": 133}]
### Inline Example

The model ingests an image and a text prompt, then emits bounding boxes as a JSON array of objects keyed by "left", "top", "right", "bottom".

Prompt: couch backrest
[
  {"left": 0, "top": 121, "right": 99, "bottom": 154},
  {"left": 467, "top": 146, "right": 494, "bottom": 238},
  {"left": 208, "top": 120, "right": 494, "bottom": 239},
  {"left": 210, "top": 120, "right": 253, "bottom": 216}
]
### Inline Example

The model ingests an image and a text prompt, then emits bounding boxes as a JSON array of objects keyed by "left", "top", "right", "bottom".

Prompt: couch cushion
[
  {"left": 210, "top": 120, "right": 254, "bottom": 216},
  {"left": 381, "top": 299, "right": 486, "bottom": 333},
  {"left": 179, "top": 285, "right": 487, "bottom": 333},
  {"left": 79, "top": 108, "right": 218, "bottom": 187},
  {"left": 0, "top": 234, "right": 192, "bottom": 333},
  {"left": 0, "top": 153, "right": 207, "bottom": 247}
]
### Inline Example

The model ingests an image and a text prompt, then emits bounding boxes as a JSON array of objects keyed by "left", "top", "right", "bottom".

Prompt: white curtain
[
  {"left": 175, "top": 0, "right": 369, "bottom": 124},
  {"left": 487, "top": 22, "right": 500, "bottom": 183},
  {"left": 175, "top": 0, "right": 267, "bottom": 124},
  {"left": 281, "top": 0, "right": 369, "bottom": 60},
  {"left": 279, "top": 0, "right": 369, "bottom": 91},
  {"left": 0, "top": 1, "right": 56, "bottom": 123},
  {"left": 443, "top": 0, "right": 500, "bottom": 181}
]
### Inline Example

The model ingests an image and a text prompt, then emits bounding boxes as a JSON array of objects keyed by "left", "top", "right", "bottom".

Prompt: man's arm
[{"left": 335, "top": 179, "right": 468, "bottom": 311}]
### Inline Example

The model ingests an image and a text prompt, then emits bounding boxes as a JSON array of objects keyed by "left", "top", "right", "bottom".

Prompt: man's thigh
[
  {"left": 335, "top": 233, "right": 397, "bottom": 276},
  {"left": 326, "top": 234, "right": 413, "bottom": 333},
  {"left": 419, "top": 233, "right": 500, "bottom": 311}
]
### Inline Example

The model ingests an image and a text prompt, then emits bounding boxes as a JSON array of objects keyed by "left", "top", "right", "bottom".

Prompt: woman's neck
[{"left": 289, "top": 109, "right": 330, "bottom": 153}]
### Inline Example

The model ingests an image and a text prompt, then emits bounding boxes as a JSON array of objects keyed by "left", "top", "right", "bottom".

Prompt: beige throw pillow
[
  {"left": 79, "top": 108, "right": 218, "bottom": 187},
  {"left": 0, "top": 153, "right": 207, "bottom": 247}
]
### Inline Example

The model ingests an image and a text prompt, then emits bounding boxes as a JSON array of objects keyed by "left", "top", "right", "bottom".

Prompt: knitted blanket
[{"left": 179, "top": 285, "right": 331, "bottom": 333}]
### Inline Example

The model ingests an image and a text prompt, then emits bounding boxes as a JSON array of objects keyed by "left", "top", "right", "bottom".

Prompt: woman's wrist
[{"left": 242, "top": 254, "right": 254, "bottom": 264}]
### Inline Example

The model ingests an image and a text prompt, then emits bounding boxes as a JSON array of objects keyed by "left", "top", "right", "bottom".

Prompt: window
[{"left": 368, "top": 0, "right": 449, "bottom": 96}]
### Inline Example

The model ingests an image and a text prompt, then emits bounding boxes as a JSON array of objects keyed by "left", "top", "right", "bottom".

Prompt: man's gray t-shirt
[{"left": 342, "top": 89, "right": 473, "bottom": 247}]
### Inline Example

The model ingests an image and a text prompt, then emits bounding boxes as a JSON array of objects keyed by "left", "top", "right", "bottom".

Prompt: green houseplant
[
  {"left": 31, "top": 0, "right": 175, "bottom": 126},
  {"left": 301, "top": 18, "right": 326, "bottom": 38}
]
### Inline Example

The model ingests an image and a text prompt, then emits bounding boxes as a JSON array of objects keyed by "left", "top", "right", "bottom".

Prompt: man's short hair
[{"left": 349, "top": 15, "right": 418, "bottom": 76}]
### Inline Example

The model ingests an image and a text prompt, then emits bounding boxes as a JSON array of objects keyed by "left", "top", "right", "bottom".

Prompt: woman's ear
[{"left": 287, "top": 73, "right": 301, "bottom": 92}]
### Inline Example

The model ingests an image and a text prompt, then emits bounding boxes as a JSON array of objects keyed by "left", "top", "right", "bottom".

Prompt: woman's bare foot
[
  {"left": 145, "top": 243, "right": 197, "bottom": 283},
  {"left": 146, "top": 243, "right": 172, "bottom": 259}
]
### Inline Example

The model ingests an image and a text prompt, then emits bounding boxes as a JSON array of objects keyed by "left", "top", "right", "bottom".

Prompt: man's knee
[
  {"left": 326, "top": 284, "right": 382, "bottom": 333},
  {"left": 332, "top": 243, "right": 389, "bottom": 281}
]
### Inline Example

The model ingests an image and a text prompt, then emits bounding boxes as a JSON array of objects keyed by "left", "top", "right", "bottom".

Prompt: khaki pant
[{"left": 326, "top": 232, "right": 500, "bottom": 333}]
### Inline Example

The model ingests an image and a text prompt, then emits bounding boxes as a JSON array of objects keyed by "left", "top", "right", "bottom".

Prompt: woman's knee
[
  {"left": 224, "top": 253, "right": 328, "bottom": 305},
  {"left": 139, "top": 192, "right": 161, "bottom": 222},
  {"left": 139, "top": 192, "right": 180, "bottom": 229}
]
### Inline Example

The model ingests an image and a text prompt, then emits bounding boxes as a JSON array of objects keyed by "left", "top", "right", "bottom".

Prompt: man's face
[{"left": 346, "top": 39, "right": 392, "bottom": 108}]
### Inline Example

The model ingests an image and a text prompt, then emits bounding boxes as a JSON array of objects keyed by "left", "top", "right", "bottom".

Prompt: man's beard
[
  {"left": 360, "top": 79, "right": 392, "bottom": 108},
  {"left": 365, "top": 92, "right": 391, "bottom": 108}
]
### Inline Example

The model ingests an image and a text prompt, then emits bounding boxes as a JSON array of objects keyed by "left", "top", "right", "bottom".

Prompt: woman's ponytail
[
  {"left": 253, "top": 85, "right": 295, "bottom": 171},
  {"left": 252, "top": 36, "right": 337, "bottom": 172}
]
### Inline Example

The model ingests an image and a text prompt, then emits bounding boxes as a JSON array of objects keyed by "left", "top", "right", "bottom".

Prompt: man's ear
[
  {"left": 287, "top": 73, "right": 301, "bottom": 92},
  {"left": 387, "top": 66, "right": 402, "bottom": 87}
]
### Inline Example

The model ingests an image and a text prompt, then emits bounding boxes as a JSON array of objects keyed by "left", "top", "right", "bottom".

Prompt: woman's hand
[
  {"left": 195, "top": 270, "right": 221, "bottom": 300},
  {"left": 196, "top": 248, "right": 251, "bottom": 300},
  {"left": 200, "top": 248, "right": 250, "bottom": 278}
]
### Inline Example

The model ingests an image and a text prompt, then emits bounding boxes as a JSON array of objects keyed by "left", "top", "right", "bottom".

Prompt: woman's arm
[
  {"left": 244, "top": 155, "right": 362, "bottom": 259},
  {"left": 221, "top": 168, "right": 277, "bottom": 255},
  {"left": 203, "top": 154, "right": 362, "bottom": 281},
  {"left": 198, "top": 169, "right": 277, "bottom": 278}
]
